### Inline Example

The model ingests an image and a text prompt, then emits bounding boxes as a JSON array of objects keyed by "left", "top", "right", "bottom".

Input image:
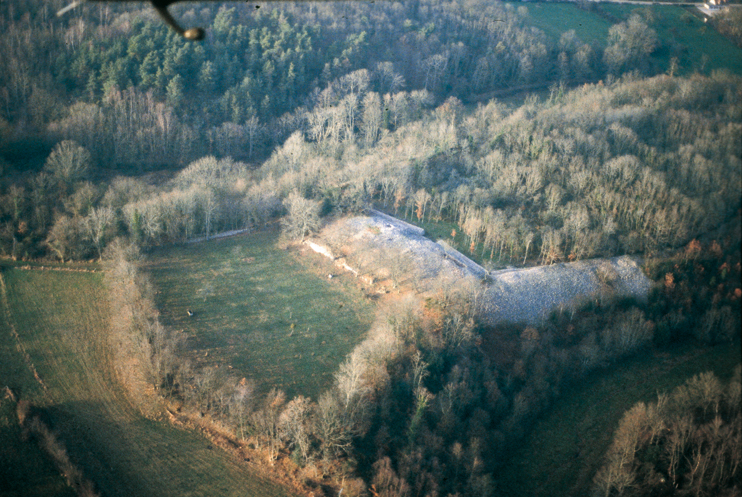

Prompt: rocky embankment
[{"left": 308, "top": 211, "right": 653, "bottom": 326}]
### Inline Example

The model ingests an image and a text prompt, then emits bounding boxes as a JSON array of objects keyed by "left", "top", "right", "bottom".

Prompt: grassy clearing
[
  {"left": 145, "top": 229, "right": 375, "bottom": 400},
  {"left": 514, "top": 2, "right": 742, "bottom": 76},
  {"left": 498, "top": 340, "right": 741, "bottom": 497},
  {"left": 599, "top": 4, "right": 742, "bottom": 75},
  {"left": 0, "top": 267, "right": 294, "bottom": 497},
  {"left": 517, "top": 2, "right": 613, "bottom": 46}
]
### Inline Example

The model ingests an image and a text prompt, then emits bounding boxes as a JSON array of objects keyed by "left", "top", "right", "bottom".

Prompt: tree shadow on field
[
  {"left": 31, "top": 401, "right": 154, "bottom": 497},
  {"left": 0, "top": 401, "right": 76, "bottom": 497},
  {"left": 34, "top": 399, "right": 284, "bottom": 497}
]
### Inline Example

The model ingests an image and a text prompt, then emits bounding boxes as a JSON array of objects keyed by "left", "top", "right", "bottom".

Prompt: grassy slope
[
  {"left": 146, "top": 230, "right": 375, "bottom": 400},
  {"left": 0, "top": 272, "right": 73, "bottom": 497},
  {"left": 598, "top": 4, "right": 742, "bottom": 75},
  {"left": 0, "top": 267, "right": 293, "bottom": 497},
  {"left": 517, "top": 2, "right": 613, "bottom": 46},
  {"left": 498, "top": 340, "right": 741, "bottom": 497},
  {"left": 517, "top": 3, "right": 742, "bottom": 76}
]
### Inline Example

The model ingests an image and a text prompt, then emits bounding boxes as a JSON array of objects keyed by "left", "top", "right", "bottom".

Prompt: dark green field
[
  {"left": 517, "top": 2, "right": 742, "bottom": 76},
  {"left": 0, "top": 272, "right": 73, "bottom": 497},
  {"left": 146, "top": 230, "right": 375, "bottom": 400},
  {"left": 516, "top": 2, "right": 613, "bottom": 46},
  {"left": 599, "top": 4, "right": 742, "bottom": 75},
  {"left": 498, "top": 340, "right": 741, "bottom": 497},
  {"left": 0, "top": 266, "right": 293, "bottom": 497}
]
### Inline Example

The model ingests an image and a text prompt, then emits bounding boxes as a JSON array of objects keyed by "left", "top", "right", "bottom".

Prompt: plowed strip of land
[{"left": 0, "top": 267, "right": 293, "bottom": 497}]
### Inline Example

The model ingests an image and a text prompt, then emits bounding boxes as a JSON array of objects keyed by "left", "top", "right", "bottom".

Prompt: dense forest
[
  {"left": 1, "top": 1, "right": 740, "bottom": 265},
  {"left": 1, "top": 1, "right": 740, "bottom": 496}
]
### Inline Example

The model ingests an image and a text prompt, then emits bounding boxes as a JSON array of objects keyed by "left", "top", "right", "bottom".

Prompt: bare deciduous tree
[
  {"left": 281, "top": 191, "right": 321, "bottom": 241},
  {"left": 44, "top": 140, "right": 92, "bottom": 188},
  {"left": 278, "top": 395, "right": 313, "bottom": 465},
  {"left": 85, "top": 206, "right": 114, "bottom": 260}
]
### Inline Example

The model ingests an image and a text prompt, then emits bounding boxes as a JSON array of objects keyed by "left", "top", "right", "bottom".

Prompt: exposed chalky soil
[{"left": 312, "top": 212, "right": 652, "bottom": 326}]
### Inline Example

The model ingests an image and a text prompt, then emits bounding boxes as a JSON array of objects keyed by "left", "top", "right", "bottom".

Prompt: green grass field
[
  {"left": 0, "top": 266, "right": 294, "bottom": 497},
  {"left": 0, "top": 274, "right": 74, "bottom": 497},
  {"left": 516, "top": 2, "right": 613, "bottom": 46},
  {"left": 145, "top": 230, "right": 375, "bottom": 400},
  {"left": 599, "top": 4, "right": 742, "bottom": 75},
  {"left": 498, "top": 340, "right": 741, "bottom": 497},
  {"left": 515, "top": 2, "right": 742, "bottom": 76}
]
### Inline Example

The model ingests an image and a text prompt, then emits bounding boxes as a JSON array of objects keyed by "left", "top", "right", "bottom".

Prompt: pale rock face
[
  {"left": 479, "top": 256, "right": 651, "bottom": 325},
  {"left": 310, "top": 210, "right": 652, "bottom": 326}
]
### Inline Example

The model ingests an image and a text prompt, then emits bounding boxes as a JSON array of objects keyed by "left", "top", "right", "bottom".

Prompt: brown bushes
[
  {"left": 593, "top": 368, "right": 742, "bottom": 496},
  {"left": 102, "top": 239, "right": 184, "bottom": 415}
]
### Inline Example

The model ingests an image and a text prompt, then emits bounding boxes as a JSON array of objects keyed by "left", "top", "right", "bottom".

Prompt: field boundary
[
  {"left": 186, "top": 228, "right": 252, "bottom": 244},
  {"left": 13, "top": 398, "right": 100, "bottom": 497},
  {"left": 13, "top": 265, "right": 100, "bottom": 273},
  {"left": 162, "top": 405, "right": 320, "bottom": 497},
  {"left": 0, "top": 273, "right": 47, "bottom": 392}
]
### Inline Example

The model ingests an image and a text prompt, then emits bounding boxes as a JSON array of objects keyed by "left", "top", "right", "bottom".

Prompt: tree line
[
  {"left": 2, "top": 72, "right": 740, "bottom": 268},
  {"left": 594, "top": 368, "right": 741, "bottom": 496},
  {"left": 1, "top": 0, "right": 670, "bottom": 168}
]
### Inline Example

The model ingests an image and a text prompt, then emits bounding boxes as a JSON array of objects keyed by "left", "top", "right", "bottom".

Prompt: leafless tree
[
  {"left": 85, "top": 206, "right": 115, "bottom": 260},
  {"left": 229, "top": 378, "right": 257, "bottom": 440},
  {"left": 250, "top": 388, "right": 286, "bottom": 464},
  {"left": 44, "top": 140, "right": 92, "bottom": 188},
  {"left": 375, "top": 62, "right": 405, "bottom": 95},
  {"left": 372, "top": 456, "right": 411, "bottom": 497},
  {"left": 46, "top": 214, "right": 86, "bottom": 262},
  {"left": 278, "top": 395, "right": 314, "bottom": 465},
  {"left": 281, "top": 191, "right": 321, "bottom": 241},
  {"left": 316, "top": 390, "right": 353, "bottom": 459},
  {"left": 361, "top": 92, "right": 383, "bottom": 147},
  {"left": 244, "top": 115, "right": 262, "bottom": 158}
]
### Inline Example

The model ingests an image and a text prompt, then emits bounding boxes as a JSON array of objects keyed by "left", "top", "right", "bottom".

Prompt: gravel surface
[{"left": 313, "top": 212, "right": 653, "bottom": 326}]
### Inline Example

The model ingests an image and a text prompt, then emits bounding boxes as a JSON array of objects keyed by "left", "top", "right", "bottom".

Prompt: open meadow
[
  {"left": 511, "top": 2, "right": 742, "bottom": 76},
  {"left": 514, "top": 2, "right": 613, "bottom": 46},
  {"left": 497, "top": 339, "right": 742, "bottom": 497},
  {"left": 599, "top": 3, "right": 742, "bottom": 75},
  {"left": 0, "top": 265, "right": 294, "bottom": 497},
  {"left": 145, "top": 229, "right": 376, "bottom": 400}
]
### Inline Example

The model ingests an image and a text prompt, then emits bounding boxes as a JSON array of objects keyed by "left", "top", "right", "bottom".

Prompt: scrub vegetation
[{"left": 0, "top": 1, "right": 740, "bottom": 496}]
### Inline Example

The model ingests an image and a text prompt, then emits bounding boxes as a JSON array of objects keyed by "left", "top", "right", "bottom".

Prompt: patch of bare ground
[{"left": 308, "top": 212, "right": 652, "bottom": 326}]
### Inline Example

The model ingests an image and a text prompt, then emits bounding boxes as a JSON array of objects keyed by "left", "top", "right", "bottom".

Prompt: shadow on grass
[{"left": 497, "top": 339, "right": 741, "bottom": 497}]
